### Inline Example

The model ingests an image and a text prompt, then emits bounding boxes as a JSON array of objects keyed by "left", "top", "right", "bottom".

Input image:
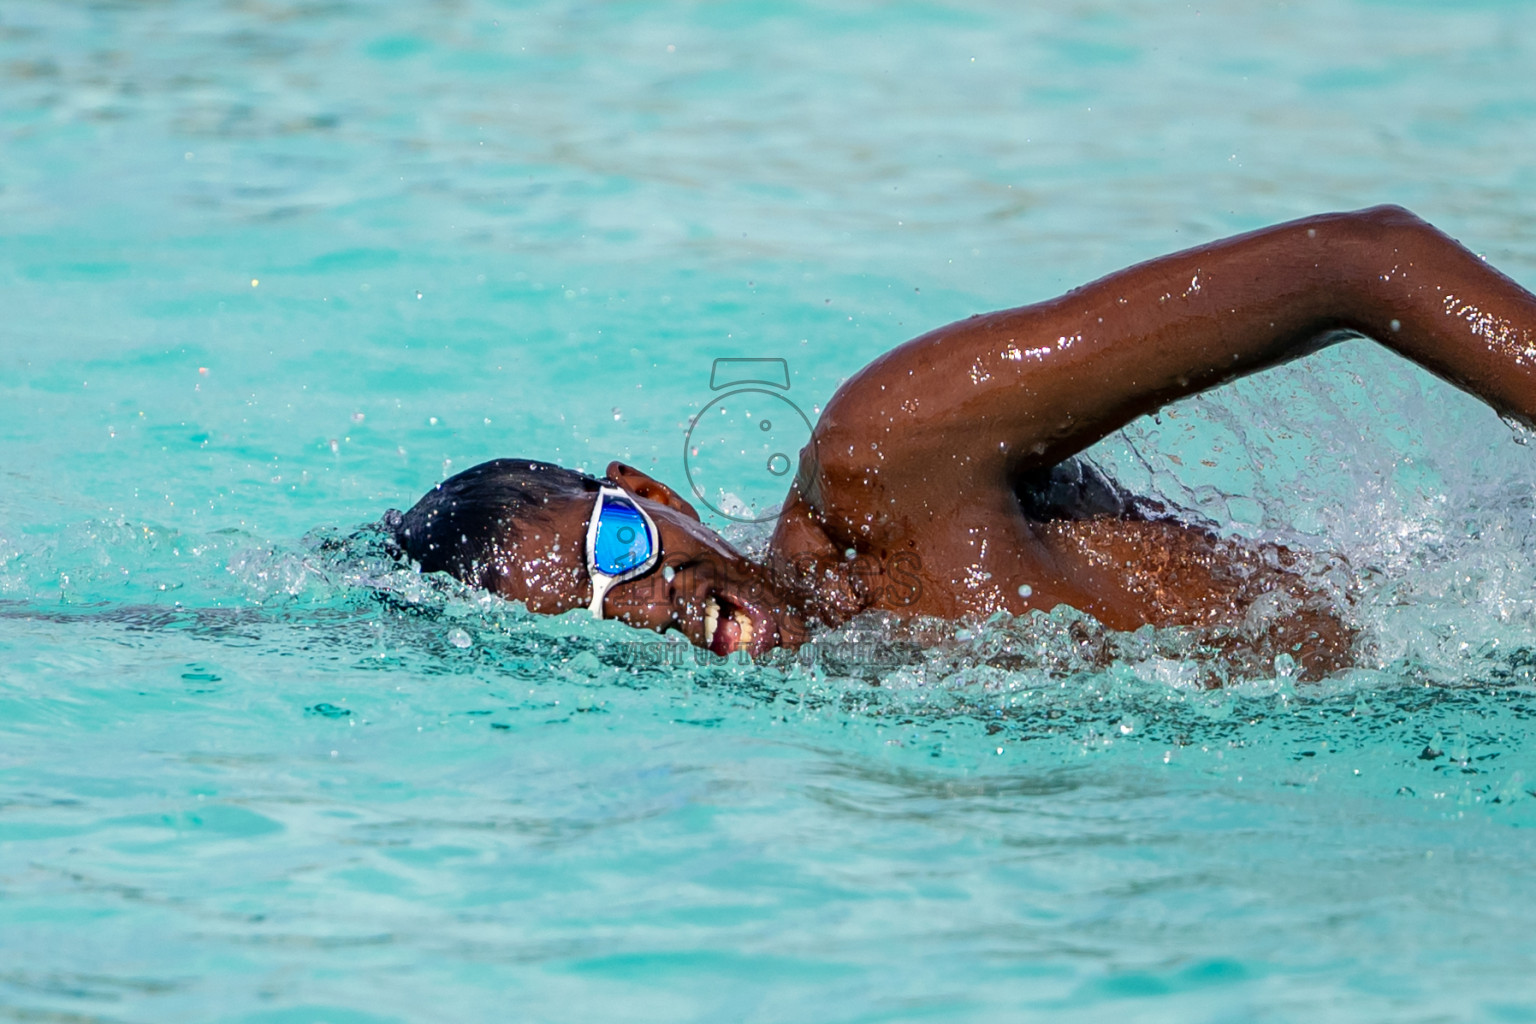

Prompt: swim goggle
[{"left": 585, "top": 485, "right": 661, "bottom": 618}]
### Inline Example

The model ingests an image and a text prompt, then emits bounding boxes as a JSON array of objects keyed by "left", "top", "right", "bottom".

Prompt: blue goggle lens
[{"left": 592, "top": 498, "right": 654, "bottom": 576}]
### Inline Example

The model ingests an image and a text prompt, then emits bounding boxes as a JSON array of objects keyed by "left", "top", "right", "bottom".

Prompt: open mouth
[{"left": 700, "top": 591, "right": 776, "bottom": 656}]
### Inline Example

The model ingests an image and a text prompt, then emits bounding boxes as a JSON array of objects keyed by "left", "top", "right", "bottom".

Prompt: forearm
[{"left": 1337, "top": 209, "right": 1536, "bottom": 422}]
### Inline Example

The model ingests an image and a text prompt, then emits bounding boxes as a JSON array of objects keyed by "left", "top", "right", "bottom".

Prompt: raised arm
[{"left": 801, "top": 205, "right": 1536, "bottom": 526}]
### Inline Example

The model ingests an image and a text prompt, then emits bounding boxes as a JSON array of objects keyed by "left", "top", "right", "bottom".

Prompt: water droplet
[
  {"left": 1501, "top": 413, "right": 1536, "bottom": 446},
  {"left": 1017, "top": 584, "right": 1033, "bottom": 598},
  {"left": 612, "top": 407, "right": 622, "bottom": 421},
  {"left": 448, "top": 628, "right": 472, "bottom": 648}
]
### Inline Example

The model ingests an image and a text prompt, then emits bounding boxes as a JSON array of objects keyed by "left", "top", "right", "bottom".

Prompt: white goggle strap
[
  {"left": 586, "top": 486, "right": 611, "bottom": 618},
  {"left": 589, "top": 572, "right": 618, "bottom": 619},
  {"left": 586, "top": 484, "right": 637, "bottom": 619}
]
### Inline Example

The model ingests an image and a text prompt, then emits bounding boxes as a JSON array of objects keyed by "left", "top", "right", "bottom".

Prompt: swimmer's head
[
  {"left": 390, "top": 459, "right": 598, "bottom": 586},
  {"left": 390, "top": 458, "right": 804, "bottom": 655}
]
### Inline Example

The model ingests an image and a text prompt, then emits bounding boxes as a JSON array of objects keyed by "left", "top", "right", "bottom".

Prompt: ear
[{"left": 606, "top": 461, "right": 701, "bottom": 521}]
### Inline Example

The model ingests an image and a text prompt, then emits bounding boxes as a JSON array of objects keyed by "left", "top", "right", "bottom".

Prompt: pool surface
[{"left": 6, "top": 1, "right": 1536, "bottom": 1020}]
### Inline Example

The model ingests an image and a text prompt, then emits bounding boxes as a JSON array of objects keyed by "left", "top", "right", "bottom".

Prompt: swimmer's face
[{"left": 490, "top": 461, "right": 805, "bottom": 656}]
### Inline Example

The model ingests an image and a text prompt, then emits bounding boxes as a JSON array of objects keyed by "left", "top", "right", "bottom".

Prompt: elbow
[
  {"left": 1333, "top": 203, "right": 1438, "bottom": 248},
  {"left": 1348, "top": 203, "right": 1425, "bottom": 229}
]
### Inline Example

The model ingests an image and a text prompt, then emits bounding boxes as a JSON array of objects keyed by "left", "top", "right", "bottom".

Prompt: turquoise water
[{"left": 7, "top": 1, "right": 1536, "bottom": 1020}]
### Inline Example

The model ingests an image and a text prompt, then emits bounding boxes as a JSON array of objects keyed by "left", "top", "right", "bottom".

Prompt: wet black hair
[{"left": 385, "top": 459, "right": 603, "bottom": 587}]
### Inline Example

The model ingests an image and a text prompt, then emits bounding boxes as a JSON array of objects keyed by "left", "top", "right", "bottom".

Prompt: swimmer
[{"left": 389, "top": 206, "right": 1536, "bottom": 677}]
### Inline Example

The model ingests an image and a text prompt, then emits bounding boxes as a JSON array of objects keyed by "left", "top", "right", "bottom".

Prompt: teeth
[{"left": 702, "top": 597, "right": 755, "bottom": 650}]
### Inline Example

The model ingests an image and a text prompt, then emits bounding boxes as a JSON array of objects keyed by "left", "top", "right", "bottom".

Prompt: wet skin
[
  {"left": 483, "top": 206, "right": 1536, "bottom": 675},
  {"left": 484, "top": 463, "right": 806, "bottom": 657}
]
